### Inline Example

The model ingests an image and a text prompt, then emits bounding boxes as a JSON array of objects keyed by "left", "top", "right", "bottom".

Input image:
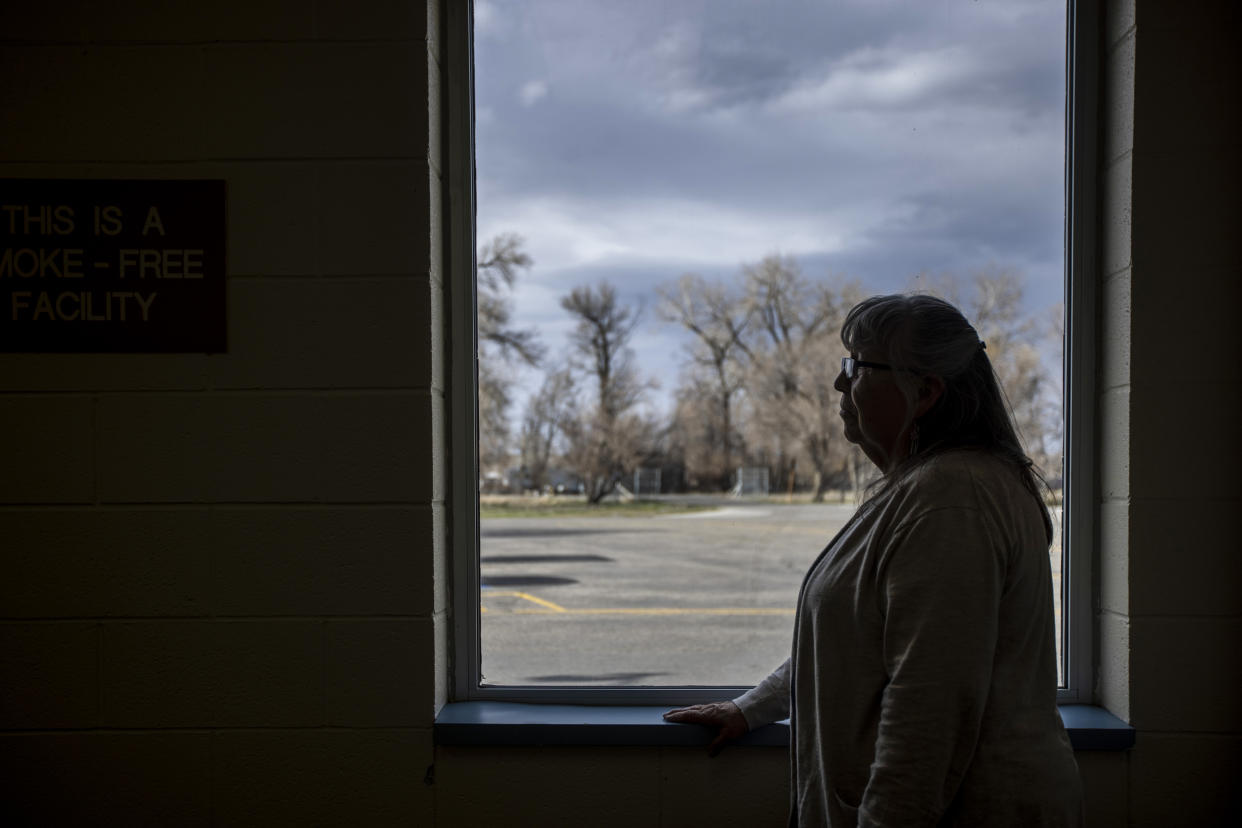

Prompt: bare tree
[
  {"left": 559, "top": 282, "right": 654, "bottom": 503},
  {"left": 666, "top": 366, "right": 741, "bottom": 491},
  {"left": 657, "top": 273, "right": 751, "bottom": 490},
  {"left": 518, "top": 366, "right": 576, "bottom": 492},
  {"left": 740, "top": 255, "right": 863, "bottom": 501},
  {"left": 908, "top": 268, "right": 1058, "bottom": 475},
  {"left": 479, "top": 234, "right": 542, "bottom": 362},
  {"left": 477, "top": 234, "right": 543, "bottom": 475},
  {"left": 1038, "top": 300, "right": 1066, "bottom": 490}
]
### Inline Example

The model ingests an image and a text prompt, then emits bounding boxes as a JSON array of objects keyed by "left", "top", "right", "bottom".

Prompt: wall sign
[{"left": 0, "top": 179, "right": 226, "bottom": 353}]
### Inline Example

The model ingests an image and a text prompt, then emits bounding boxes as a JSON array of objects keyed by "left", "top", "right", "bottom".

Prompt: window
[
  {"left": 449, "top": 0, "right": 1095, "bottom": 705},
  {"left": 1058, "top": 0, "right": 1098, "bottom": 704}
]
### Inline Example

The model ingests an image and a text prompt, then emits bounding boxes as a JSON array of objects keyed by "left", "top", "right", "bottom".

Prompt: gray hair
[{"left": 841, "top": 293, "right": 1051, "bottom": 539}]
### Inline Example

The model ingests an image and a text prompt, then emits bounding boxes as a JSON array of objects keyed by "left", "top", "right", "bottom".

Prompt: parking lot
[
  {"left": 480, "top": 500, "right": 1065, "bottom": 689},
  {"left": 480, "top": 502, "right": 854, "bottom": 687}
]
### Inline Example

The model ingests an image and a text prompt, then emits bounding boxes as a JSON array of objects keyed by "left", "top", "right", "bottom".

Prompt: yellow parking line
[
  {"left": 482, "top": 589, "right": 794, "bottom": 616},
  {"left": 512, "top": 607, "right": 794, "bottom": 616},
  {"left": 482, "top": 590, "right": 568, "bottom": 612}
]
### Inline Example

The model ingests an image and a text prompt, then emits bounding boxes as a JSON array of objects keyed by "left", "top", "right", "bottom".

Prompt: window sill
[{"left": 435, "top": 702, "right": 1134, "bottom": 750}]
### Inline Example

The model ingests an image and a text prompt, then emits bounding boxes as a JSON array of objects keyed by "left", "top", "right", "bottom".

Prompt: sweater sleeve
[
  {"left": 732, "top": 658, "right": 792, "bottom": 730},
  {"left": 860, "top": 506, "right": 1005, "bottom": 828}
]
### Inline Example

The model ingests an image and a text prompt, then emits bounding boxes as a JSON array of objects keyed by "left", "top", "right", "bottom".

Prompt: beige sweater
[{"left": 735, "top": 450, "right": 1082, "bottom": 827}]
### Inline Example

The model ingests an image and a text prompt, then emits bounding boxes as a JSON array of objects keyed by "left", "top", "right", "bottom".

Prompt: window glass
[{"left": 473, "top": 0, "right": 1068, "bottom": 690}]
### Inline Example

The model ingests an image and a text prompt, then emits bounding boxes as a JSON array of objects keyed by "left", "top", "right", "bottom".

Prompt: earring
[{"left": 909, "top": 420, "right": 920, "bottom": 458}]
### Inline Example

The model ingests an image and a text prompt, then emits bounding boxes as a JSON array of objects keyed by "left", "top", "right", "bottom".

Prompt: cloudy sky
[{"left": 474, "top": 0, "right": 1067, "bottom": 418}]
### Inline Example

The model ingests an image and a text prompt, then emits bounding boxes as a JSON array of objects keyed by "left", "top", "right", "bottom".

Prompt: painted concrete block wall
[
  {"left": 437, "top": 745, "right": 790, "bottom": 827},
  {"left": 4, "top": 0, "right": 1237, "bottom": 825},
  {"left": 0, "top": 2, "right": 443, "bottom": 825},
  {"left": 1096, "top": 1, "right": 1242, "bottom": 825},
  {"left": 1097, "top": 0, "right": 1137, "bottom": 729},
  {"left": 1123, "top": 1, "right": 1242, "bottom": 824}
]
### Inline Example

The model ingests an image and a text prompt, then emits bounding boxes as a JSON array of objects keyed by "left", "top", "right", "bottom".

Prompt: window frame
[
  {"left": 1058, "top": 0, "right": 1099, "bottom": 705},
  {"left": 448, "top": 0, "right": 1097, "bottom": 706}
]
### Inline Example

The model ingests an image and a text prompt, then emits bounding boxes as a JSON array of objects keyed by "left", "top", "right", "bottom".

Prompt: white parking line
[{"left": 662, "top": 507, "right": 772, "bottom": 519}]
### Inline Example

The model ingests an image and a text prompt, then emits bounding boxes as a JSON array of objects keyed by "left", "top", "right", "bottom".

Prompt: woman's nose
[{"left": 833, "top": 370, "right": 850, "bottom": 392}]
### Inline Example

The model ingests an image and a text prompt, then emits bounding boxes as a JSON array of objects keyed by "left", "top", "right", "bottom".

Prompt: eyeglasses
[{"left": 840, "top": 356, "right": 894, "bottom": 381}]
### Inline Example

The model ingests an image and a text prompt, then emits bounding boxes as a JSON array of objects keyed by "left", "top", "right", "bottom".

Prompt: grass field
[
  {"left": 479, "top": 495, "right": 715, "bottom": 519},
  {"left": 479, "top": 488, "right": 1062, "bottom": 519}
]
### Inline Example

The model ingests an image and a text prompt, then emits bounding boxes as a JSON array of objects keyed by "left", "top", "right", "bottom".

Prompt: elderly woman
[{"left": 665, "top": 294, "right": 1082, "bottom": 826}]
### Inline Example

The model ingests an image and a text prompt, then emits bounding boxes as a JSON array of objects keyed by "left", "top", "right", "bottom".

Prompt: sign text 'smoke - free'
[{"left": 0, "top": 179, "right": 226, "bottom": 353}]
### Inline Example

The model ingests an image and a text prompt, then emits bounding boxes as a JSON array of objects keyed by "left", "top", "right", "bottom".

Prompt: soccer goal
[
  {"left": 731, "top": 466, "right": 770, "bottom": 496},
  {"left": 633, "top": 467, "right": 662, "bottom": 496}
]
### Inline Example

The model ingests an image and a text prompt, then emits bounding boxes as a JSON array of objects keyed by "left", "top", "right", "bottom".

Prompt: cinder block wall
[
  {"left": 2, "top": 1, "right": 1238, "bottom": 826},
  {"left": 0, "top": 2, "right": 444, "bottom": 824},
  {"left": 1093, "top": 1, "right": 1242, "bottom": 825}
]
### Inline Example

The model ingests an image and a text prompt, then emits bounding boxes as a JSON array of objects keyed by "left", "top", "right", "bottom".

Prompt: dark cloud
[{"left": 475, "top": 0, "right": 1067, "bottom": 414}]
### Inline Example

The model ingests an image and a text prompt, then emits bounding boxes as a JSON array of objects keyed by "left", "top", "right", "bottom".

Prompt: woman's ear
[{"left": 914, "top": 375, "right": 945, "bottom": 418}]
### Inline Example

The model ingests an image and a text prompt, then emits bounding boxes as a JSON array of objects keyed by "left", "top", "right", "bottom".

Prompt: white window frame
[
  {"left": 1058, "top": 0, "right": 1098, "bottom": 705},
  {"left": 448, "top": 0, "right": 1098, "bottom": 706}
]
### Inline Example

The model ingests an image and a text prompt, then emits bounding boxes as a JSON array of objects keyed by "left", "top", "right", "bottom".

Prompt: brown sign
[{"left": 0, "top": 179, "right": 226, "bottom": 352}]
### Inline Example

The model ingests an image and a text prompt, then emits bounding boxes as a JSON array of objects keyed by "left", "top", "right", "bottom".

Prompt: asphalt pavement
[
  {"left": 479, "top": 499, "right": 1065, "bottom": 689},
  {"left": 479, "top": 502, "right": 856, "bottom": 687}
]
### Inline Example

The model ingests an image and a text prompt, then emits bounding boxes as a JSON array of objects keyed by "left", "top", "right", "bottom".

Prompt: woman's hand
[{"left": 663, "top": 701, "right": 749, "bottom": 756}]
